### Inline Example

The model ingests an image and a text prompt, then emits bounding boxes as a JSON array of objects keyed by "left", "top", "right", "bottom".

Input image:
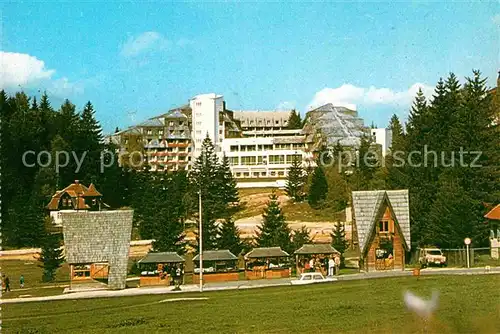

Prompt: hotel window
[
  {"left": 264, "top": 145, "right": 273, "bottom": 150},
  {"left": 286, "top": 154, "right": 302, "bottom": 163},
  {"left": 230, "top": 145, "right": 239, "bottom": 152},
  {"left": 253, "top": 172, "right": 259, "bottom": 177},
  {"left": 159, "top": 130, "right": 163, "bottom": 135},
  {"left": 236, "top": 172, "right": 241, "bottom": 177},
  {"left": 278, "top": 171, "right": 285, "bottom": 177},
  {"left": 270, "top": 171, "right": 276, "bottom": 176},
  {"left": 261, "top": 172, "right": 267, "bottom": 176},
  {"left": 257, "top": 145, "right": 263, "bottom": 151},
  {"left": 241, "top": 156, "right": 256, "bottom": 165},
  {"left": 269, "top": 155, "right": 285, "bottom": 164},
  {"left": 169, "top": 121, "right": 174, "bottom": 126},
  {"left": 257, "top": 156, "right": 264, "bottom": 165},
  {"left": 147, "top": 130, "right": 152, "bottom": 135},
  {"left": 229, "top": 157, "right": 239, "bottom": 165},
  {"left": 243, "top": 172, "right": 250, "bottom": 177}
]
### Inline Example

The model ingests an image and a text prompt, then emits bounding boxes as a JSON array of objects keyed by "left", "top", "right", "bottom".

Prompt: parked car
[
  {"left": 418, "top": 247, "right": 447, "bottom": 267},
  {"left": 291, "top": 273, "right": 337, "bottom": 285}
]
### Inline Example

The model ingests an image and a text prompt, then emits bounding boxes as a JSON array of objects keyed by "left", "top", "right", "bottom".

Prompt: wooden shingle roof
[
  {"left": 138, "top": 252, "right": 185, "bottom": 264},
  {"left": 245, "top": 247, "right": 289, "bottom": 258},
  {"left": 193, "top": 250, "right": 238, "bottom": 261},
  {"left": 352, "top": 190, "right": 411, "bottom": 254},
  {"left": 294, "top": 243, "right": 340, "bottom": 255}
]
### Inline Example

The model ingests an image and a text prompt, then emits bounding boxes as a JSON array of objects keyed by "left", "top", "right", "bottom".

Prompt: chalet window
[{"left": 379, "top": 221, "right": 389, "bottom": 233}]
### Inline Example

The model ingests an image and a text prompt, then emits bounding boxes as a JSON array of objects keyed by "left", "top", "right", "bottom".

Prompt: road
[{"left": 1, "top": 266, "right": 498, "bottom": 304}]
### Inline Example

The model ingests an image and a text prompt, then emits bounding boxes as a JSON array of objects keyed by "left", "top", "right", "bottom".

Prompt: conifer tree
[
  {"left": 218, "top": 219, "right": 244, "bottom": 255},
  {"left": 292, "top": 225, "right": 312, "bottom": 252},
  {"left": 191, "top": 136, "right": 224, "bottom": 250},
  {"left": 287, "top": 109, "right": 303, "bottom": 129},
  {"left": 331, "top": 222, "right": 349, "bottom": 268},
  {"left": 217, "top": 155, "right": 239, "bottom": 210},
  {"left": 308, "top": 165, "right": 328, "bottom": 208},
  {"left": 256, "top": 193, "right": 292, "bottom": 253},
  {"left": 38, "top": 232, "right": 65, "bottom": 282},
  {"left": 285, "top": 156, "right": 305, "bottom": 201}
]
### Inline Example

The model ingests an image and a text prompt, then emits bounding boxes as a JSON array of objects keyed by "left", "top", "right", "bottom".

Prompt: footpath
[{"left": 1, "top": 266, "right": 498, "bottom": 304}]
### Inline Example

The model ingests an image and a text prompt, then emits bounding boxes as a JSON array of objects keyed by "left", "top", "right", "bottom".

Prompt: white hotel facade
[{"left": 111, "top": 93, "right": 391, "bottom": 188}]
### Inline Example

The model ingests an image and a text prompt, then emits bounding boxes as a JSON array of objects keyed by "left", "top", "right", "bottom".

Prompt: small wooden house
[
  {"left": 352, "top": 190, "right": 411, "bottom": 272},
  {"left": 137, "top": 252, "right": 185, "bottom": 286},
  {"left": 193, "top": 250, "right": 239, "bottom": 282},
  {"left": 245, "top": 247, "right": 290, "bottom": 279}
]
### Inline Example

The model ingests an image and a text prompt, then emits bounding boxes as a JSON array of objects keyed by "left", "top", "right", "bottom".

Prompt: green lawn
[{"left": 3, "top": 275, "right": 499, "bottom": 333}]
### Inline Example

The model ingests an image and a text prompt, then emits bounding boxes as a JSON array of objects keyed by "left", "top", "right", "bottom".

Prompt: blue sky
[{"left": 2, "top": 2, "right": 498, "bottom": 133}]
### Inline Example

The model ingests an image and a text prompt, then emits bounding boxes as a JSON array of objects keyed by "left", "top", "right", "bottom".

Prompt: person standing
[
  {"left": 20, "top": 275, "right": 25, "bottom": 289},
  {"left": 334, "top": 255, "right": 341, "bottom": 275},
  {"left": 328, "top": 257, "right": 335, "bottom": 277},
  {"left": 4, "top": 276, "right": 11, "bottom": 292},
  {"left": 309, "top": 257, "right": 315, "bottom": 273}
]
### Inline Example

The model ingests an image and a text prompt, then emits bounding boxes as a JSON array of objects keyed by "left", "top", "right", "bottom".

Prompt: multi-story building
[{"left": 109, "top": 94, "right": 389, "bottom": 187}]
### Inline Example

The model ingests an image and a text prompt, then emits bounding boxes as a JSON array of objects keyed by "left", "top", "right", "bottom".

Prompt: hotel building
[{"left": 109, "top": 93, "right": 391, "bottom": 187}]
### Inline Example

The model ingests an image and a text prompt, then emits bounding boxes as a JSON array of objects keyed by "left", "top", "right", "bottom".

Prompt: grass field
[{"left": 3, "top": 275, "right": 499, "bottom": 334}]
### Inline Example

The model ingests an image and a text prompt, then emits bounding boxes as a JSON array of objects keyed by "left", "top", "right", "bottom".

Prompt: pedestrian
[
  {"left": 328, "top": 256, "right": 335, "bottom": 277},
  {"left": 20, "top": 275, "right": 25, "bottom": 289},
  {"left": 309, "top": 257, "right": 315, "bottom": 273},
  {"left": 334, "top": 255, "right": 341, "bottom": 275},
  {"left": 4, "top": 275, "right": 11, "bottom": 292},
  {"left": 304, "top": 259, "right": 310, "bottom": 272}
]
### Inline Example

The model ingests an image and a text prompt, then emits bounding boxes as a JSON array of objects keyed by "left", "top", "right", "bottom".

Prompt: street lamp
[
  {"left": 198, "top": 190, "right": 203, "bottom": 292},
  {"left": 464, "top": 237, "right": 471, "bottom": 269}
]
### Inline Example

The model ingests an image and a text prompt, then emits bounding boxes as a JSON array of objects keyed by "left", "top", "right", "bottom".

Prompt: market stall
[
  {"left": 245, "top": 247, "right": 290, "bottom": 279},
  {"left": 294, "top": 243, "right": 340, "bottom": 276},
  {"left": 137, "top": 252, "right": 184, "bottom": 286},
  {"left": 193, "top": 250, "right": 239, "bottom": 283}
]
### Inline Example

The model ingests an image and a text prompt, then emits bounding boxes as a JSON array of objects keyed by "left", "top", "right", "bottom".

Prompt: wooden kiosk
[
  {"left": 193, "top": 250, "right": 239, "bottom": 283},
  {"left": 137, "top": 252, "right": 184, "bottom": 287},
  {"left": 245, "top": 247, "right": 290, "bottom": 279},
  {"left": 294, "top": 244, "right": 340, "bottom": 276}
]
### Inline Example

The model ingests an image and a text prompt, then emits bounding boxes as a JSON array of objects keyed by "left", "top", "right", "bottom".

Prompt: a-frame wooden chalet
[{"left": 352, "top": 190, "right": 411, "bottom": 272}]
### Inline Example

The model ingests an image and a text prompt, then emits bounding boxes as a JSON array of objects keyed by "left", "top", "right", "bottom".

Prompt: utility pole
[{"left": 199, "top": 190, "right": 203, "bottom": 292}]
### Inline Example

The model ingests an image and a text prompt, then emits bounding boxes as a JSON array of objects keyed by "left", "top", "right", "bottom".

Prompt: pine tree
[
  {"left": 285, "top": 156, "right": 305, "bottom": 202},
  {"left": 324, "top": 166, "right": 349, "bottom": 211},
  {"left": 385, "top": 114, "right": 409, "bottom": 190},
  {"left": 287, "top": 109, "right": 303, "bottom": 129},
  {"left": 292, "top": 225, "right": 312, "bottom": 252},
  {"left": 308, "top": 165, "right": 328, "bottom": 208},
  {"left": 331, "top": 222, "right": 349, "bottom": 268},
  {"left": 191, "top": 136, "right": 224, "bottom": 250},
  {"left": 217, "top": 155, "right": 239, "bottom": 211},
  {"left": 218, "top": 219, "right": 243, "bottom": 255},
  {"left": 38, "top": 232, "right": 65, "bottom": 282},
  {"left": 256, "top": 193, "right": 293, "bottom": 254},
  {"left": 78, "top": 101, "right": 104, "bottom": 184}
]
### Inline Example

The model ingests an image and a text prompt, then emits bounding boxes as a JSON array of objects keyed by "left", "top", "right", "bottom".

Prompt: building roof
[
  {"left": 192, "top": 250, "right": 238, "bottom": 261},
  {"left": 138, "top": 252, "right": 185, "bottom": 264},
  {"left": 294, "top": 243, "right": 340, "bottom": 255},
  {"left": 46, "top": 181, "right": 105, "bottom": 210},
  {"left": 83, "top": 183, "right": 102, "bottom": 197},
  {"left": 138, "top": 118, "right": 164, "bottom": 127},
  {"left": 304, "top": 103, "right": 369, "bottom": 148},
  {"left": 352, "top": 190, "right": 411, "bottom": 254},
  {"left": 245, "top": 247, "right": 289, "bottom": 258},
  {"left": 485, "top": 204, "right": 500, "bottom": 220}
]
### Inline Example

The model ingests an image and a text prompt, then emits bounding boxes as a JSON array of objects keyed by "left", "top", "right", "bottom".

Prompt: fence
[{"left": 411, "top": 247, "right": 499, "bottom": 268}]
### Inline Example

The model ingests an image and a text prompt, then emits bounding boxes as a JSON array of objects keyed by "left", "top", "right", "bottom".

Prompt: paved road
[{"left": 2, "top": 266, "right": 498, "bottom": 304}]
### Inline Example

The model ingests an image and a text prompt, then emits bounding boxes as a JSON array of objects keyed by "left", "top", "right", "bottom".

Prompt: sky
[{"left": 1, "top": 2, "right": 499, "bottom": 134}]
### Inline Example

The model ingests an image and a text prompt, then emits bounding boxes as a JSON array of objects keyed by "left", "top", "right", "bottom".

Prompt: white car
[{"left": 291, "top": 273, "right": 337, "bottom": 285}]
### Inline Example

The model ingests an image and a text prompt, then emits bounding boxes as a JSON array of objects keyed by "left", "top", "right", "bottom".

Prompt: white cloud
[
  {"left": 120, "top": 32, "right": 194, "bottom": 57},
  {"left": 0, "top": 52, "right": 55, "bottom": 89},
  {"left": 492, "top": 14, "right": 500, "bottom": 25},
  {"left": 276, "top": 101, "right": 296, "bottom": 110},
  {"left": 120, "top": 31, "right": 170, "bottom": 57},
  {"left": 308, "top": 83, "right": 434, "bottom": 110},
  {"left": 0, "top": 51, "right": 83, "bottom": 96}
]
